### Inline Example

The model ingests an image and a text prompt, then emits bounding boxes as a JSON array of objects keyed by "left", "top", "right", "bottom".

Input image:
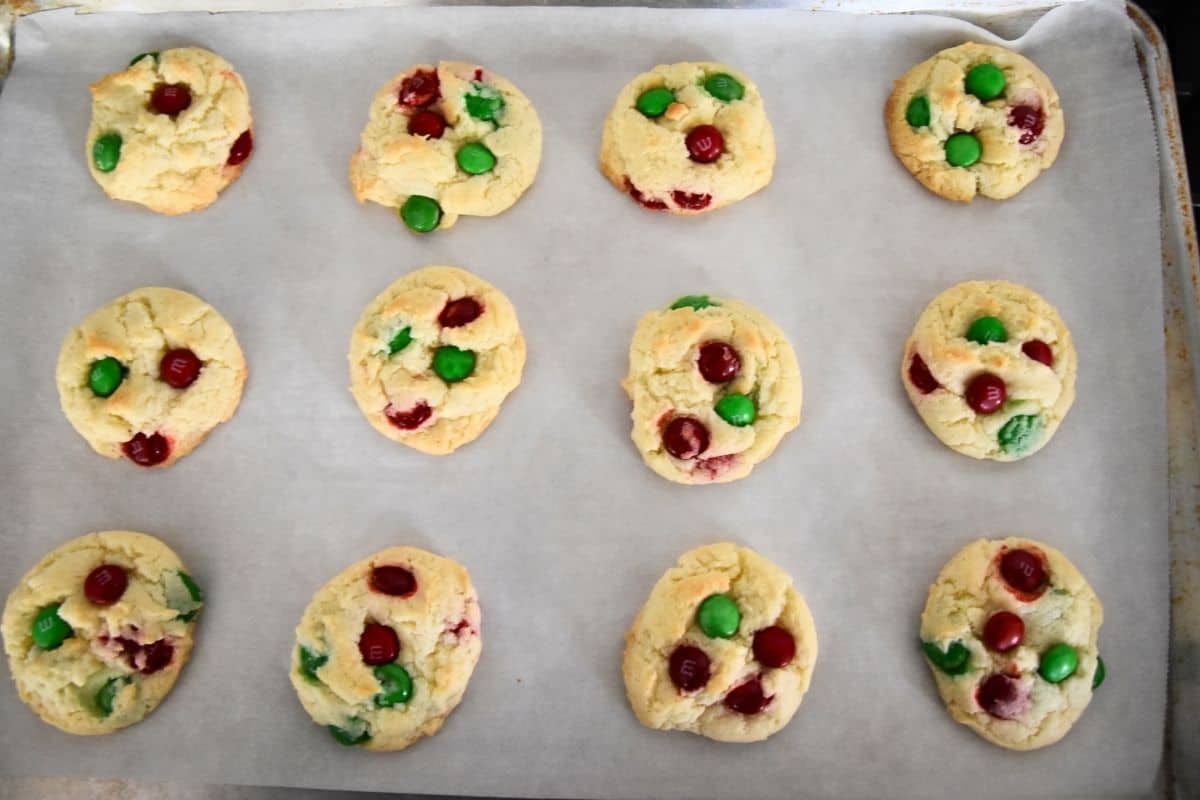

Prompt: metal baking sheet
[{"left": 0, "top": 1, "right": 1182, "bottom": 798}]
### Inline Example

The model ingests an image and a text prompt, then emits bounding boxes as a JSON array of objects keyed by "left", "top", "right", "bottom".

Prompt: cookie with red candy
[
  {"left": 1, "top": 531, "right": 203, "bottom": 735},
  {"left": 290, "top": 546, "right": 481, "bottom": 751},
  {"left": 623, "top": 543, "right": 817, "bottom": 742},
  {"left": 920, "top": 537, "right": 1105, "bottom": 750}
]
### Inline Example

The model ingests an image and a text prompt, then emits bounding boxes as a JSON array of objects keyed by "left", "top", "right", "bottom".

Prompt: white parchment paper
[{"left": 0, "top": 2, "right": 1167, "bottom": 797}]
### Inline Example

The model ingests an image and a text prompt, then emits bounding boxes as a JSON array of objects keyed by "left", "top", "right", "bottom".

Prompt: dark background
[{"left": 1142, "top": 0, "right": 1198, "bottom": 211}]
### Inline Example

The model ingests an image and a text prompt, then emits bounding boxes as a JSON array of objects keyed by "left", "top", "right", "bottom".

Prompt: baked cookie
[
  {"left": 623, "top": 543, "right": 817, "bottom": 742},
  {"left": 623, "top": 294, "right": 802, "bottom": 484},
  {"left": 884, "top": 42, "right": 1063, "bottom": 202},
  {"left": 1, "top": 531, "right": 204, "bottom": 735},
  {"left": 87, "top": 47, "right": 254, "bottom": 215},
  {"left": 349, "top": 62, "right": 542, "bottom": 234},
  {"left": 290, "top": 547, "right": 482, "bottom": 752},
  {"left": 901, "top": 280, "right": 1076, "bottom": 461},
  {"left": 348, "top": 266, "right": 525, "bottom": 455},
  {"left": 600, "top": 63, "right": 775, "bottom": 214},
  {"left": 56, "top": 287, "right": 247, "bottom": 468},
  {"left": 920, "top": 538, "right": 1105, "bottom": 750}
]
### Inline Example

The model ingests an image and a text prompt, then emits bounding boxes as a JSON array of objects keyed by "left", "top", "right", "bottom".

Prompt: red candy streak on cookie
[
  {"left": 370, "top": 565, "right": 418, "bottom": 598},
  {"left": 694, "top": 454, "right": 738, "bottom": 481},
  {"left": 399, "top": 70, "right": 440, "bottom": 108},
  {"left": 1008, "top": 105, "right": 1045, "bottom": 146},
  {"left": 385, "top": 402, "right": 432, "bottom": 431},
  {"left": 976, "top": 673, "right": 1029, "bottom": 720},
  {"left": 672, "top": 190, "right": 712, "bottom": 210},
  {"left": 1022, "top": 340, "right": 1054, "bottom": 367},
  {"left": 122, "top": 432, "right": 170, "bottom": 467},
  {"left": 227, "top": 130, "right": 253, "bottom": 166},
  {"left": 104, "top": 635, "right": 175, "bottom": 674},
  {"left": 908, "top": 353, "right": 939, "bottom": 394},
  {"left": 724, "top": 677, "right": 771, "bottom": 715},
  {"left": 473, "top": 68, "right": 484, "bottom": 81},
  {"left": 624, "top": 178, "right": 667, "bottom": 210}
]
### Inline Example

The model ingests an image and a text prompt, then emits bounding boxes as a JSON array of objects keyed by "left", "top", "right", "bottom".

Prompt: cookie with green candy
[
  {"left": 290, "top": 546, "right": 481, "bottom": 751},
  {"left": 885, "top": 42, "right": 1064, "bottom": 202},
  {"left": 350, "top": 62, "right": 542, "bottom": 233},
  {"left": 1, "top": 531, "right": 203, "bottom": 735},
  {"left": 920, "top": 537, "right": 1104, "bottom": 750},
  {"left": 902, "top": 280, "right": 1076, "bottom": 462}
]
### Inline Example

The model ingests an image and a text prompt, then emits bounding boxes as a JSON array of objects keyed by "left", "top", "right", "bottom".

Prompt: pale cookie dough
[
  {"left": 623, "top": 543, "right": 817, "bottom": 743},
  {"left": 349, "top": 62, "right": 542, "bottom": 233},
  {"left": 348, "top": 266, "right": 525, "bottom": 455},
  {"left": 87, "top": 47, "right": 254, "bottom": 215},
  {"left": 290, "top": 546, "right": 482, "bottom": 752},
  {"left": 2, "top": 531, "right": 204, "bottom": 735},
  {"left": 623, "top": 294, "right": 802, "bottom": 484},
  {"left": 901, "top": 280, "right": 1075, "bottom": 461},
  {"left": 56, "top": 287, "right": 247, "bottom": 468},
  {"left": 884, "top": 42, "right": 1063, "bottom": 202},
  {"left": 601, "top": 62, "right": 775, "bottom": 214},
  {"left": 920, "top": 537, "right": 1104, "bottom": 750}
]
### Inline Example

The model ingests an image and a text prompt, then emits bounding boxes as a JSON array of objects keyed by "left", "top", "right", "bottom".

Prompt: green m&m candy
[
  {"left": 129, "top": 52, "right": 159, "bottom": 67},
  {"left": 374, "top": 663, "right": 414, "bottom": 707},
  {"left": 31, "top": 604, "right": 73, "bottom": 650},
  {"left": 88, "top": 357, "right": 124, "bottom": 398},
  {"left": 1092, "top": 655, "right": 1106, "bottom": 689},
  {"left": 297, "top": 645, "right": 328, "bottom": 684},
  {"left": 164, "top": 570, "right": 204, "bottom": 622},
  {"left": 696, "top": 594, "right": 740, "bottom": 639},
  {"left": 465, "top": 83, "right": 505, "bottom": 123},
  {"left": 965, "top": 62, "right": 1006, "bottom": 102},
  {"left": 944, "top": 132, "right": 981, "bottom": 167},
  {"left": 636, "top": 87, "right": 675, "bottom": 118},
  {"left": 433, "top": 345, "right": 476, "bottom": 383},
  {"left": 328, "top": 718, "right": 371, "bottom": 746},
  {"left": 387, "top": 326, "right": 413, "bottom": 355},
  {"left": 95, "top": 676, "right": 130, "bottom": 718},
  {"left": 456, "top": 142, "right": 496, "bottom": 175},
  {"left": 1038, "top": 643, "right": 1079, "bottom": 684},
  {"left": 670, "top": 295, "right": 717, "bottom": 311},
  {"left": 715, "top": 394, "right": 756, "bottom": 427},
  {"left": 704, "top": 73, "right": 744, "bottom": 102},
  {"left": 905, "top": 95, "right": 931, "bottom": 128},
  {"left": 399, "top": 195, "right": 441, "bottom": 233},
  {"left": 921, "top": 640, "right": 970, "bottom": 676},
  {"left": 92, "top": 133, "right": 122, "bottom": 173},
  {"left": 998, "top": 414, "right": 1042, "bottom": 455},
  {"left": 967, "top": 316, "right": 1007, "bottom": 345}
]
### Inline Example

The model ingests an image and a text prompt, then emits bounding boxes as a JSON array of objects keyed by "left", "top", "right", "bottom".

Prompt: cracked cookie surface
[
  {"left": 56, "top": 287, "right": 247, "bottom": 468},
  {"left": 623, "top": 294, "right": 801, "bottom": 484},
  {"left": 2, "top": 531, "right": 203, "bottom": 735},
  {"left": 349, "top": 61, "right": 542, "bottom": 233},
  {"left": 290, "top": 546, "right": 481, "bottom": 752},
  {"left": 600, "top": 62, "right": 775, "bottom": 214},
  {"left": 348, "top": 266, "right": 525, "bottom": 455},
  {"left": 884, "top": 42, "right": 1063, "bottom": 202},
  {"left": 901, "top": 280, "right": 1076, "bottom": 461},
  {"left": 920, "top": 537, "right": 1103, "bottom": 750},
  {"left": 87, "top": 47, "right": 254, "bottom": 215},
  {"left": 623, "top": 542, "right": 817, "bottom": 742}
]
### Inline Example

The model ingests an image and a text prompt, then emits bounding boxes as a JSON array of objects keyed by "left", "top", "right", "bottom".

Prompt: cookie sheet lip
[
  {"left": 900, "top": 279, "right": 1076, "bottom": 462},
  {"left": 600, "top": 61, "right": 775, "bottom": 215},
  {"left": 289, "top": 546, "right": 482, "bottom": 752},
  {"left": 1, "top": 531, "right": 201, "bottom": 736},
  {"left": 623, "top": 294, "right": 802, "bottom": 484},
  {"left": 919, "top": 537, "right": 1103, "bottom": 750},
  {"left": 86, "top": 47, "right": 254, "bottom": 215},
  {"left": 622, "top": 542, "right": 817, "bottom": 743},
  {"left": 55, "top": 286, "right": 247, "bottom": 469},
  {"left": 884, "top": 42, "right": 1064, "bottom": 203},
  {"left": 347, "top": 265, "right": 526, "bottom": 455},
  {"left": 348, "top": 61, "right": 543, "bottom": 233}
]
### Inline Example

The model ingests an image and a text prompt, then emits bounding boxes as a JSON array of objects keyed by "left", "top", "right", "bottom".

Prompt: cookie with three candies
[
  {"left": 56, "top": 287, "right": 247, "bottom": 468},
  {"left": 290, "top": 546, "right": 482, "bottom": 751},
  {"left": 920, "top": 538, "right": 1104, "bottom": 750},
  {"left": 623, "top": 543, "right": 817, "bottom": 742},
  {"left": 349, "top": 266, "right": 525, "bottom": 455},
  {"left": 600, "top": 62, "right": 775, "bottom": 214},
  {"left": 1, "top": 531, "right": 204, "bottom": 735},
  {"left": 885, "top": 42, "right": 1063, "bottom": 202},
  {"left": 349, "top": 62, "right": 542, "bottom": 233},
  {"left": 623, "top": 294, "right": 802, "bottom": 484},
  {"left": 901, "top": 280, "right": 1076, "bottom": 461},
  {"left": 87, "top": 47, "right": 254, "bottom": 215}
]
